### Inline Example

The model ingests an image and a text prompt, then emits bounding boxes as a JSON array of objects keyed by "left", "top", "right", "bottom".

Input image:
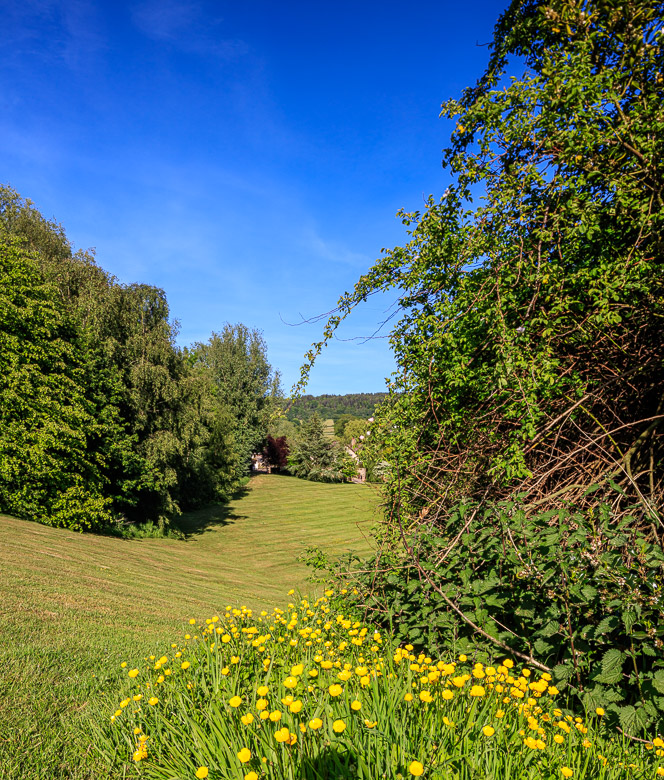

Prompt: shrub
[{"left": 334, "top": 499, "right": 664, "bottom": 734}]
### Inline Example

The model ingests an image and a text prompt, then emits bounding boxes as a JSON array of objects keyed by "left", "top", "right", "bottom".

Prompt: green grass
[{"left": 0, "top": 475, "right": 379, "bottom": 779}]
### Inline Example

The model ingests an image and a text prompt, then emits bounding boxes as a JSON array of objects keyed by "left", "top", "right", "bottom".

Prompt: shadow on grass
[
  {"left": 176, "top": 483, "right": 251, "bottom": 538},
  {"left": 300, "top": 745, "right": 359, "bottom": 779}
]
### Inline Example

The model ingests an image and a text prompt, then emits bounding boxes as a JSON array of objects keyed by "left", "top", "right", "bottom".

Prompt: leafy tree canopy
[{"left": 302, "top": 0, "right": 664, "bottom": 523}]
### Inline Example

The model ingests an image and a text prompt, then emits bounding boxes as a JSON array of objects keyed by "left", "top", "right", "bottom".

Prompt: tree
[
  {"left": 0, "top": 237, "right": 113, "bottom": 530},
  {"left": 190, "top": 325, "right": 281, "bottom": 473},
  {"left": 302, "top": 0, "right": 664, "bottom": 522},
  {"left": 263, "top": 435, "right": 290, "bottom": 471},
  {"left": 287, "top": 414, "right": 344, "bottom": 482},
  {"left": 342, "top": 419, "right": 370, "bottom": 449},
  {"left": 300, "top": 0, "right": 664, "bottom": 727},
  {"left": 333, "top": 413, "right": 356, "bottom": 440},
  {"left": 0, "top": 185, "right": 254, "bottom": 529}
]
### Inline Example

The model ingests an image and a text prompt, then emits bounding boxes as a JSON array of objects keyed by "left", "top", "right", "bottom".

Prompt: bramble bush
[
  {"left": 332, "top": 498, "right": 664, "bottom": 735},
  {"left": 295, "top": 0, "right": 664, "bottom": 742}
]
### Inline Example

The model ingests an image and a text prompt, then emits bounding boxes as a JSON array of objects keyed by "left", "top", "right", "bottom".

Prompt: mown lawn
[{"left": 0, "top": 475, "right": 378, "bottom": 779}]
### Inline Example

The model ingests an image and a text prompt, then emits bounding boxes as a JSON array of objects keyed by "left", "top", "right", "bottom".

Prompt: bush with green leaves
[
  {"left": 296, "top": 0, "right": 664, "bottom": 737},
  {"left": 335, "top": 497, "right": 664, "bottom": 734}
]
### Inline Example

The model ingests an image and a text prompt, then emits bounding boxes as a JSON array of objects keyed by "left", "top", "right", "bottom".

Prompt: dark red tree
[{"left": 263, "top": 435, "right": 290, "bottom": 471}]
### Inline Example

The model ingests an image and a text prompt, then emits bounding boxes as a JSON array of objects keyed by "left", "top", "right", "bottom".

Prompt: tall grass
[{"left": 91, "top": 592, "right": 664, "bottom": 779}]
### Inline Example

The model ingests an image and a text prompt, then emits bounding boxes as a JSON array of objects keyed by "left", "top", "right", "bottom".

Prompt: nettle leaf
[
  {"left": 595, "top": 649, "right": 625, "bottom": 685},
  {"left": 595, "top": 616, "right": 619, "bottom": 636},
  {"left": 580, "top": 585, "right": 598, "bottom": 602},
  {"left": 652, "top": 670, "right": 664, "bottom": 695},
  {"left": 540, "top": 620, "right": 561, "bottom": 638},
  {"left": 552, "top": 663, "right": 575, "bottom": 683},
  {"left": 534, "top": 638, "right": 553, "bottom": 656},
  {"left": 622, "top": 609, "right": 637, "bottom": 633},
  {"left": 644, "top": 700, "right": 659, "bottom": 719},
  {"left": 581, "top": 686, "right": 607, "bottom": 711},
  {"left": 617, "top": 705, "right": 638, "bottom": 732}
]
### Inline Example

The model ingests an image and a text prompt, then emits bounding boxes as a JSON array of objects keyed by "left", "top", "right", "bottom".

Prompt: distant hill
[{"left": 285, "top": 393, "right": 388, "bottom": 422}]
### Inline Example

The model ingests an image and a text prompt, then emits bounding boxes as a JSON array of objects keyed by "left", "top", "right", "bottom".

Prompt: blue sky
[{"left": 1, "top": 0, "right": 507, "bottom": 394}]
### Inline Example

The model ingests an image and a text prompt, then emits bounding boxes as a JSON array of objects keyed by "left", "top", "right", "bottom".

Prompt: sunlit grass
[{"left": 0, "top": 475, "right": 378, "bottom": 778}]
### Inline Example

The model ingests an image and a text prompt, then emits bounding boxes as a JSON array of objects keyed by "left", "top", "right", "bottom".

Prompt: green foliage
[
  {"left": 342, "top": 419, "right": 371, "bottom": 448},
  {"left": 0, "top": 184, "right": 280, "bottom": 531},
  {"left": 288, "top": 414, "right": 346, "bottom": 482},
  {"left": 337, "top": 498, "right": 664, "bottom": 732},
  {"left": 0, "top": 237, "right": 113, "bottom": 531},
  {"left": 189, "top": 325, "right": 281, "bottom": 475},
  {"left": 296, "top": 0, "right": 664, "bottom": 737},
  {"left": 286, "top": 394, "right": 387, "bottom": 424},
  {"left": 300, "top": 0, "right": 664, "bottom": 517}
]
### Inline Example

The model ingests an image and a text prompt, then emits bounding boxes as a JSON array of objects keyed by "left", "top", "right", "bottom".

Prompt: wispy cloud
[
  {"left": 130, "top": 0, "right": 247, "bottom": 58},
  {"left": 301, "top": 228, "right": 373, "bottom": 269},
  {"left": 0, "top": 0, "right": 105, "bottom": 69}
]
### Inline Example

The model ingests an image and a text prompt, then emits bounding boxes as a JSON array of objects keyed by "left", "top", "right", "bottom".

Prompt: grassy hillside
[{"left": 0, "top": 475, "right": 378, "bottom": 779}]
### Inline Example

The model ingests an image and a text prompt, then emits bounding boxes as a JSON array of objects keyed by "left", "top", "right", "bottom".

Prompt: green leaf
[
  {"left": 652, "top": 670, "right": 664, "bottom": 695},
  {"left": 594, "top": 649, "right": 625, "bottom": 685},
  {"left": 552, "top": 663, "right": 574, "bottom": 683}
]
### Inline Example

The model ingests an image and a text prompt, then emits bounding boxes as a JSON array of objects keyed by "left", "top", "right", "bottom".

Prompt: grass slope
[{"left": 0, "top": 475, "right": 378, "bottom": 779}]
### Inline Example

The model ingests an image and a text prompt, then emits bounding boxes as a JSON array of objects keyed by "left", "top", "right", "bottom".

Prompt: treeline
[
  {"left": 0, "top": 186, "right": 280, "bottom": 533},
  {"left": 284, "top": 393, "right": 387, "bottom": 423}
]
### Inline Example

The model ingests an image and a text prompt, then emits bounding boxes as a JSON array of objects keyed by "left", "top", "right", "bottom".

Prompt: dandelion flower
[{"left": 409, "top": 760, "right": 424, "bottom": 776}]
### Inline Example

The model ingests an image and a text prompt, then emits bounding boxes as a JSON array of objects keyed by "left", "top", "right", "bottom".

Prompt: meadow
[{"left": 0, "top": 475, "right": 378, "bottom": 779}]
